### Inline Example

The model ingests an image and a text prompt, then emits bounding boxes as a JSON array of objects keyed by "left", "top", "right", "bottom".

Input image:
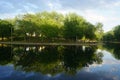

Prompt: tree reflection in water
[
  {"left": 0, "top": 44, "right": 13, "bottom": 65},
  {"left": 62, "top": 46, "right": 102, "bottom": 74},
  {"left": 103, "top": 43, "right": 120, "bottom": 60},
  {"left": 0, "top": 44, "right": 103, "bottom": 75}
]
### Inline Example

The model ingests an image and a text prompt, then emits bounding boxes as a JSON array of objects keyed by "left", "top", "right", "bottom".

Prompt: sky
[{"left": 0, "top": 0, "right": 120, "bottom": 32}]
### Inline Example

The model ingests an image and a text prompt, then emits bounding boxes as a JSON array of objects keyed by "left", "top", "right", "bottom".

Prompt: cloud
[
  {"left": 46, "top": 0, "right": 120, "bottom": 32},
  {"left": 46, "top": 0, "right": 62, "bottom": 11},
  {"left": 1, "top": 65, "right": 120, "bottom": 80},
  {"left": 101, "top": 0, "right": 120, "bottom": 8},
  {"left": 23, "top": 3, "right": 40, "bottom": 13},
  {"left": 0, "top": 0, "right": 49, "bottom": 19},
  {"left": 26, "top": 3, "right": 39, "bottom": 9},
  {"left": 82, "top": 9, "right": 106, "bottom": 22},
  {"left": 0, "top": 0, "right": 120, "bottom": 32},
  {"left": 0, "top": 1, "right": 15, "bottom": 13},
  {"left": 0, "top": 1, "right": 14, "bottom": 8},
  {"left": 48, "top": 3, "right": 54, "bottom": 9},
  {"left": 113, "top": 1, "right": 120, "bottom": 7}
]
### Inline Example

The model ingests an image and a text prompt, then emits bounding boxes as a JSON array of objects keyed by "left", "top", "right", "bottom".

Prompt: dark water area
[{"left": 0, "top": 44, "right": 120, "bottom": 80}]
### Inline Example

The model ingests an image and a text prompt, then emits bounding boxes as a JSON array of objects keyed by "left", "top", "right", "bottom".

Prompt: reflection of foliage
[
  {"left": 0, "top": 45, "right": 103, "bottom": 75},
  {"left": 103, "top": 44, "right": 120, "bottom": 60},
  {"left": 112, "top": 44, "right": 120, "bottom": 60},
  {"left": 95, "top": 22, "right": 104, "bottom": 40},
  {"left": 62, "top": 46, "right": 102, "bottom": 74},
  {"left": 94, "top": 52, "right": 103, "bottom": 64},
  {"left": 38, "top": 46, "right": 60, "bottom": 63},
  {"left": 113, "top": 47, "right": 120, "bottom": 60},
  {"left": 13, "top": 46, "right": 63, "bottom": 75},
  {"left": 12, "top": 45, "right": 102, "bottom": 75},
  {"left": 0, "top": 45, "right": 13, "bottom": 65}
]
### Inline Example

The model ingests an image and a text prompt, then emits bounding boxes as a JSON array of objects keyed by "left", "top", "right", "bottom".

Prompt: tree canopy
[
  {"left": 63, "top": 13, "right": 85, "bottom": 40},
  {"left": 113, "top": 25, "right": 120, "bottom": 41},
  {"left": 0, "top": 11, "right": 107, "bottom": 42},
  {"left": 103, "top": 25, "right": 120, "bottom": 42},
  {"left": 0, "top": 20, "right": 13, "bottom": 41}
]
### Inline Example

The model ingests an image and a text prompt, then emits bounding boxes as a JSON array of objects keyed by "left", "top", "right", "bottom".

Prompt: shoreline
[{"left": 0, "top": 41, "right": 103, "bottom": 46}]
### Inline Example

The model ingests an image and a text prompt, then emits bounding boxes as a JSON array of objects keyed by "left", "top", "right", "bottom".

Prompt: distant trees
[
  {"left": 0, "top": 11, "right": 103, "bottom": 42},
  {"left": 103, "top": 25, "right": 120, "bottom": 42},
  {"left": 15, "top": 19, "right": 38, "bottom": 41},
  {"left": 3, "top": 11, "right": 120, "bottom": 43},
  {"left": 63, "top": 13, "right": 84, "bottom": 40},
  {"left": 0, "top": 20, "right": 13, "bottom": 41},
  {"left": 63, "top": 13, "right": 96, "bottom": 41},
  {"left": 38, "top": 12, "right": 64, "bottom": 40},
  {"left": 13, "top": 12, "right": 64, "bottom": 42},
  {"left": 113, "top": 25, "right": 120, "bottom": 41},
  {"left": 103, "top": 31, "right": 114, "bottom": 41},
  {"left": 83, "top": 22, "right": 96, "bottom": 40},
  {"left": 95, "top": 22, "right": 104, "bottom": 41}
]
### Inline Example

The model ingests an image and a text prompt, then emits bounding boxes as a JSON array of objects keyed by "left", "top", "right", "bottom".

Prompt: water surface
[{"left": 0, "top": 44, "right": 120, "bottom": 80}]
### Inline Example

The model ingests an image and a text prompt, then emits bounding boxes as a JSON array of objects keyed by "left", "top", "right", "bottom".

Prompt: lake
[{"left": 0, "top": 43, "right": 120, "bottom": 80}]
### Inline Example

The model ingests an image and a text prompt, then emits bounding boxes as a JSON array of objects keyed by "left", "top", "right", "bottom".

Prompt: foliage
[
  {"left": 103, "top": 31, "right": 114, "bottom": 41},
  {"left": 103, "top": 44, "right": 120, "bottom": 60},
  {"left": 83, "top": 22, "right": 96, "bottom": 40},
  {"left": 113, "top": 25, "right": 120, "bottom": 41},
  {"left": 103, "top": 25, "right": 120, "bottom": 42},
  {"left": 0, "top": 11, "right": 103, "bottom": 42},
  {"left": 63, "top": 13, "right": 86, "bottom": 40},
  {"left": 0, "top": 20, "right": 13, "bottom": 41},
  {"left": 95, "top": 22, "right": 104, "bottom": 41},
  {"left": 0, "top": 45, "right": 102, "bottom": 75}
]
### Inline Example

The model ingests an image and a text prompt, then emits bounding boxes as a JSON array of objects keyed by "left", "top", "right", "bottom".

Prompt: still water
[{"left": 0, "top": 44, "right": 120, "bottom": 80}]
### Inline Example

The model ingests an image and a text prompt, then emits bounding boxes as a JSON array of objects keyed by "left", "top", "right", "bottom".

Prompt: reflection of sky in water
[
  {"left": 82, "top": 50, "right": 120, "bottom": 80},
  {"left": 0, "top": 49, "right": 120, "bottom": 80}
]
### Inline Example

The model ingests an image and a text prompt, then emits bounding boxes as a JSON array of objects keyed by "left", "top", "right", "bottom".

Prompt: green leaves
[
  {"left": 103, "top": 25, "right": 120, "bottom": 42},
  {"left": 114, "top": 25, "right": 120, "bottom": 41},
  {"left": 63, "top": 13, "right": 96, "bottom": 41},
  {"left": 0, "top": 20, "right": 13, "bottom": 41},
  {"left": 0, "top": 11, "right": 101, "bottom": 42},
  {"left": 63, "top": 13, "right": 83, "bottom": 40},
  {"left": 95, "top": 22, "right": 104, "bottom": 41}
]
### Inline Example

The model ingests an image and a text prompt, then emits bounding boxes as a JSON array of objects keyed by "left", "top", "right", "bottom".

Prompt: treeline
[
  {"left": 103, "top": 25, "right": 120, "bottom": 42},
  {"left": 0, "top": 11, "right": 104, "bottom": 42}
]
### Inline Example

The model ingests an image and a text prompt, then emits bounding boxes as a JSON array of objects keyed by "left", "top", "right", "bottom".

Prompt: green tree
[
  {"left": 15, "top": 20, "right": 31, "bottom": 41},
  {"left": 95, "top": 22, "right": 104, "bottom": 41},
  {"left": 63, "top": 13, "right": 85, "bottom": 41},
  {"left": 13, "top": 12, "right": 64, "bottom": 42},
  {"left": 0, "top": 11, "right": 105, "bottom": 42},
  {"left": 0, "top": 20, "right": 13, "bottom": 41},
  {"left": 103, "top": 31, "right": 114, "bottom": 41},
  {"left": 113, "top": 25, "right": 120, "bottom": 41},
  {"left": 14, "top": 14, "right": 39, "bottom": 41},
  {"left": 83, "top": 22, "right": 96, "bottom": 40},
  {"left": 36, "top": 11, "right": 64, "bottom": 41}
]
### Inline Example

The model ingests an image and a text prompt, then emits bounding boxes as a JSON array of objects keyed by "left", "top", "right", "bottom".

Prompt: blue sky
[{"left": 0, "top": 0, "right": 120, "bottom": 32}]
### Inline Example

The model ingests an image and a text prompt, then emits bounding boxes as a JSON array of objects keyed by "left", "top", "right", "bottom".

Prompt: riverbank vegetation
[
  {"left": 103, "top": 25, "right": 120, "bottom": 42},
  {"left": 0, "top": 11, "right": 119, "bottom": 43}
]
